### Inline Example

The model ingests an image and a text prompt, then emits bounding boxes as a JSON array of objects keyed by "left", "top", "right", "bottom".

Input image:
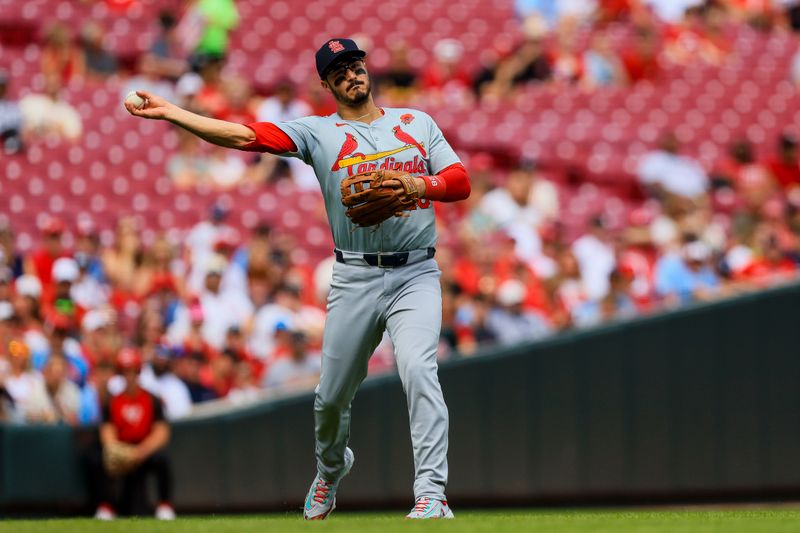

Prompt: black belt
[{"left": 334, "top": 247, "right": 435, "bottom": 268}]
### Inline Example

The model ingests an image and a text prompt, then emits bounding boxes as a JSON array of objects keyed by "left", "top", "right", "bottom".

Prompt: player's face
[{"left": 323, "top": 58, "right": 370, "bottom": 106}]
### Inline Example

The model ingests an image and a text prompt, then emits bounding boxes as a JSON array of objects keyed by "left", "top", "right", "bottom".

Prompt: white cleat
[
  {"left": 93, "top": 504, "right": 116, "bottom": 521},
  {"left": 303, "top": 447, "right": 355, "bottom": 520},
  {"left": 155, "top": 503, "right": 176, "bottom": 520},
  {"left": 405, "top": 497, "right": 455, "bottom": 519}
]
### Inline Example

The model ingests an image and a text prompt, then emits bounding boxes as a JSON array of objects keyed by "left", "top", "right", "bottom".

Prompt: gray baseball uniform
[{"left": 276, "top": 107, "right": 460, "bottom": 499}]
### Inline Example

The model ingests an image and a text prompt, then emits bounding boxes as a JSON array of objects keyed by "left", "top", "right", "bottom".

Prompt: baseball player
[{"left": 125, "top": 37, "right": 470, "bottom": 520}]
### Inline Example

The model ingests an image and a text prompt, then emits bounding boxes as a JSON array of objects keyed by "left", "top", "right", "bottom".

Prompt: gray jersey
[{"left": 276, "top": 108, "right": 460, "bottom": 253}]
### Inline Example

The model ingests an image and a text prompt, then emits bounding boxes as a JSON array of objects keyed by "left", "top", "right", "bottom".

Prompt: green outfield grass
[{"left": 2, "top": 509, "right": 800, "bottom": 533}]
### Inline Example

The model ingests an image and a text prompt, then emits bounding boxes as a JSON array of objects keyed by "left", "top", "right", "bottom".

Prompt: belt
[{"left": 334, "top": 247, "right": 435, "bottom": 268}]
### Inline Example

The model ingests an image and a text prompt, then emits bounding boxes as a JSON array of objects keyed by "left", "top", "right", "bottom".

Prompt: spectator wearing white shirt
[
  {"left": 262, "top": 331, "right": 321, "bottom": 390},
  {"left": 19, "top": 73, "right": 82, "bottom": 142},
  {"left": 139, "top": 345, "right": 192, "bottom": 420},
  {"left": 571, "top": 215, "right": 617, "bottom": 301},
  {"left": 168, "top": 254, "right": 253, "bottom": 350},
  {"left": 637, "top": 134, "right": 710, "bottom": 201}
]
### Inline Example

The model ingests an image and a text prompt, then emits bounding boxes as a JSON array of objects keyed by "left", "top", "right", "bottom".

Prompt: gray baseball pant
[{"left": 313, "top": 255, "right": 448, "bottom": 500}]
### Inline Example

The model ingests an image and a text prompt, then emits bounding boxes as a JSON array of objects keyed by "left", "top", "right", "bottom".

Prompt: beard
[{"left": 333, "top": 77, "right": 371, "bottom": 106}]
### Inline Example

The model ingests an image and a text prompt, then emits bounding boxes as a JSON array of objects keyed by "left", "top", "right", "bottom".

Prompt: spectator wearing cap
[
  {"left": 80, "top": 309, "right": 120, "bottom": 367},
  {"left": 139, "top": 344, "right": 192, "bottom": 420},
  {"left": 262, "top": 331, "right": 321, "bottom": 390},
  {"left": 46, "top": 257, "right": 85, "bottom": 330},
  {"left": 3, "top": 340, "right": 53, "bottom": 423},
  {"left": 91, "top": 348, "right": 175, "bottom": 520},
  {"left": 486, "top": 279, "right": 552, "bottom": 346},
  {"left": 452, "top": 292, "right": 498, "bottom": 356},
  {"left": 420, "top": 39, "right": 473, "bottom": 96},
  {"left": 572, "top": 267, "right": 639, "bottom": 328},
  {"left": 172, "top": 346, "right": 217, "bottom": 404},
  {"left": 654, "top": 239, "right": 720, "bottom": 305},
  {"left": 0, "top": 69, "right": 24, "bottom": 154},
  {"left": 249, "top": 284, "right": 324, "bottom": 361},
  {"left": 168, "top": 254, "right": 253, "bottom": 350},
  {"left": 25, "top": 217, "right": 70, "bottom": 291}
]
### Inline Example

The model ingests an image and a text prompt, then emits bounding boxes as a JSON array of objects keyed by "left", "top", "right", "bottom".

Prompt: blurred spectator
[
  {"left": 91, "top": 348, "right": 175, "bottom": 519},
  {"left": 227, "top": 356, "right": 260, "bottom": 404},
  {"left": 714, "top": 139, "right": 777, "bottom": 212},
  {"left": 644, "top": 0, "right": 704, "bottom": 23},
  {"left": 452, "top": 292, "right": 498, "bottom": 355},
  {"left": 375, "top": 41, "right": 419, "bottom": 104},
  {"left": 140, "top": 345, "right": 192, "bottom": 420},
  {"left": 207, "top": 144, "right": 247, "bottom": 190},
  {"left": 102, "top": 217, "right": 141, "bottom": 296},
  {"left": 167, "top": 129, "right": 212, "bottom": 189},
  {"left": 185, "top": 204, "right": 231, "bottom": 277},
  {"left": 0, "top": 70, "right": 24, "bottom": 154},
  {"left": 220, "top": 76, "right": 255, "bottom": 124},
  {"left": 41, "top": 355, "right": 81, "bottom": 425},
  {"left": 637, "top": 134, "right": 710, "bottom": 202},
  {"left": 0, "top": 219, "right": 24, "bottom": 277},
  {"left": 79, "top": 359, "right": 115, "bottom": 425},
  {"left": 621, "top": 26, "right": 661, "bottom": 82},
  {"left": 193, "top": 55, "right": 229, "bottom": 118},
  {"left": 479, "top": 168, "right": 545, "bottom": 261},
  {"left": 168, "top": 254, "right": 253, "bottom": 350},
  {"left": 486, "top": 279, "right": 552, "bottom": 345},
  {"left": 581, "top": 32, "right": 629, "bottom": 88},
  {"left": 485, "top": 21, "right": 552, "bottom": 97},
  {"left": 664, "top": 5, "right": 729, "bottom": 65},
  {"left": 249, "top": 283, "right": 323, "bottom": 361},
  {"left": 654, "top": 239, "right": 721, "bottom": 305},
  {"left": 571, "top": 215, "right": 617, "bottom": 300},
  {"left": 19, "top": 74, "right": 83, "bottom": 142},
  {"left": 3, "top": 340, "right": 52, "bottom": 423},
  {"left": 262, "top": 331, "right": 321, "bottom": 390},
  {"left": 80, "top": 23, "right": 118, "bottom": 78},
  {"left": 40, "top": 24, "right": 85, "bottom": 83},
  {"left": 74, "top": 221, "right": 106, "bottom": 283},
  {"left": 178, "top": 0, "right": 240, "bottom": 60},
  {"left": 766, "top": 133, "right": 800, "bottom": 192},
  {"left": 123, "top": 55, "right": 176, "bottom": 103},
  {"left": 149, "top": 11, "right": 188, "bottom": 80},
  {"left": 173, "top": 349, "right": 217, "bottom": 403},
  {"left": 25, "top": 217, "right": 69, "bottom": 290},
  {"left": 550, "top": 19, "right": 585, "bottom": 84},
  {"left": 254, "top": 81, "right": 316, "bottom": 190},
  {"left": 421, "top": 39, "right": 473, "bottom": 94},
  {"left": 572, "top": 267, "right": 638, "bottom": 328}
]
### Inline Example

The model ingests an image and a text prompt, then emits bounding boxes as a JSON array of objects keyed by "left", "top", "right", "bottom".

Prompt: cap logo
[{"left": 328, "top": 40, "right": 345, "bottom": 53}]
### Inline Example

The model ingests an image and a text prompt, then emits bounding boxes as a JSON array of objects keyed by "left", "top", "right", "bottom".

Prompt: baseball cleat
[
  {"left": 405, "top": 497, "right": 454, "bottom": 519},
  {"left": 303, "top": 447, "right": 355, "bottom": 520}
]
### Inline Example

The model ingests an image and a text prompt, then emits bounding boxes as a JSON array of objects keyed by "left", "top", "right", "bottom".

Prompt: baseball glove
[
  {"left": 340, "top": 170, "right": 421, "bottom": 228},
  {"left": 102, "top": 441, "right": 139, "bottom": 477}
]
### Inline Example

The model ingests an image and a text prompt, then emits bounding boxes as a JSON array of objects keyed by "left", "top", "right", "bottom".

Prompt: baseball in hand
[{"left": 124, "top": 91, "right": 145, "bottom": 109}]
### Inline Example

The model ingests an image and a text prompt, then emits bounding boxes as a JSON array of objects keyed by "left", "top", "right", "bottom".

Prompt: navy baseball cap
[{"left": 316, "top": 38, "right": 366, "bottom": 78}]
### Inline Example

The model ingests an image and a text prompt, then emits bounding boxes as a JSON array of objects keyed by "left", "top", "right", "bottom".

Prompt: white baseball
[{"left": 124, "top": 91, "right": 145, "bottom": 109}]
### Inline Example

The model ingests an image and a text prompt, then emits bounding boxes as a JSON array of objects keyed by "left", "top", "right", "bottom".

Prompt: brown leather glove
[
  {"left": 340, "top": 170, "right": 422, "bottom": 228},
  {"left": 102, "top": 441, "right": 139, "bottom": 477}
]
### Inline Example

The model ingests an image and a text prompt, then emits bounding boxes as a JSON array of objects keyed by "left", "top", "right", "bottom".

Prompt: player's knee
[
  {"left": 400, "top": 358, "right": 436, "bottom": 387},
  {"left": 314, "top": 391, "right": 348, "bottom": 412}
]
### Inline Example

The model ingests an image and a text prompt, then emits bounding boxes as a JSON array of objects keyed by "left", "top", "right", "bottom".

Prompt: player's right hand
[{"left": 124, "top": 90, "right": 172, "bottom": 120}]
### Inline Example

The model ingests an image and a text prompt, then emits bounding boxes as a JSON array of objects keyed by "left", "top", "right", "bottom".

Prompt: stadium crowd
[{"left": 1, "top": 0, "right": 800, "bottom": 424}]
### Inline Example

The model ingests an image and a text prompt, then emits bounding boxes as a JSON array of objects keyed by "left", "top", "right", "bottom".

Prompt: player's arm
[
  {"left": 419, "top": 163, "right": 471, "bottom": 202},
  {"left": 124, "top": 90, "right": 256, "bottom": 149},
  {"left": 135, "top": 421, "right": 170, "bottom": 461},
  {"left": 99, "top": 421, "right": 119, "bottom": 445}
]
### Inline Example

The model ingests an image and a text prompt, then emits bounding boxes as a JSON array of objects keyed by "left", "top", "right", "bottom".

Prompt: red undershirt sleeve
[
  {"left": 421, "top": 163, "right": 471, "bottom": 202},
  {"left": 241, "top": 122, "right": 298, "bottom": 154}
]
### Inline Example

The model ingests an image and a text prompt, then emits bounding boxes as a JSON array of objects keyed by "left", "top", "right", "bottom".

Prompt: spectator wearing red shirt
[
  {"left": 767, "top": 133, "right": 800, "bottom": 192},
  {"left": 26, "top": 217, "right": 70, "bottom": 291},
  {"left": 621, "top": 26, "right": 661, "bottom": 83},
  {"left": 90, "top": 348, "right": 175, "bottom": 520}
]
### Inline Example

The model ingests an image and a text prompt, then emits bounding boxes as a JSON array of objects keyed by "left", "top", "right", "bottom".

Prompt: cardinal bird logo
[
  {"left": 331, "top": 132, "right": 362, "bottom": 171},
  {"left": 400, "top": 113, "right": 414, "bottom": 125},
  {"left": 392, "top": 125, "right": 426, "bottom": 157}
]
